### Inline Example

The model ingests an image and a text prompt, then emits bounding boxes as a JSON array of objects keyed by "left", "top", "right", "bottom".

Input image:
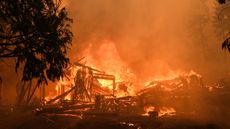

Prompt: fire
[
  {"left": 143, "top": 106, "right": 176, "bottom": 117},
  {"left": 80, "top": 40, "right": 137, "bottom": 97},
  {"left": 46, "top": 39, "right": 202, "bottom": 106},
  {"left": 56, "top": 66, "right": 78, "bottom": 100},
  {"left": 143, "top": 70, "right": 203, "bottom": 92},
  {"left": 97, "top": 79, "right": 113, "bottom": 90},
  {"left": 46, "top": 39, "right": 136, "bottom": 101},
  {"left": 40, "top": 38, "right": 209, "bottom": 121},
  {"left": 158, "top": 107, "right": 176, "bottom": 117},
  {"left": 143, "top": 106, "right": 155, "bottom": 116},
  {"left": 45, "top": 66, "right": 79, "bottom": 102}
]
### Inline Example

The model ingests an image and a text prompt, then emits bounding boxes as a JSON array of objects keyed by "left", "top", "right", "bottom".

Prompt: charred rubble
[{"left": 0, "top": 63, "right": 229, "bottom": 129}]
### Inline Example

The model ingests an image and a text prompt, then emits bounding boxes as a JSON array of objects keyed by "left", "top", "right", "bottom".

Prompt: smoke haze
[
  {"left": 66, "top": 0, "right": 230, "bottom": 83},
  {"left": 1, "top": 0, "right": 230, "bottom": 106}
]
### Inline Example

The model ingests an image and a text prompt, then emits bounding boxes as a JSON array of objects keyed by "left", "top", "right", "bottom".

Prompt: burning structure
[
  {"left": 30, "top": 60, "right": 228, "bottom": 120},
  {"left": 1, "top": 62, "right": 229, "bottom": 129},
  {"left": 37, "top": 61, "right": 140, "bottom": 116},
  {"left": 0, "top": 40, "right": 229, "bottom": 129},
  {"left": 47, "top": 62, "right": 115, "bottom": 104},
  {"left": 1, "top": 0, "right": 230, "bottom": 128}
]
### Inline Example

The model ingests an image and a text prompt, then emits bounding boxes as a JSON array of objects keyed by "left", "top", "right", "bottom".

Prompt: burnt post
[
  {"left": 93, "top": 73, "right": 116, "bottom": 95},
  {"left": 40, "top": 83, "right": 45, "bottom": 103},
  {"left": 0, "top": 77, "right": 2, "bottom": 105},
  {"left": 112, "top": 78, "right": 115, "bottom": 95},
  {"left": 95, "top": 95, "right": 102, "bottom": 110}
]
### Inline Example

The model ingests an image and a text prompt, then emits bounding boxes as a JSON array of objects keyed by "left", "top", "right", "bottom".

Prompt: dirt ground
[{"left": 0, "top": 110, "right": 226, "bottom": 129}]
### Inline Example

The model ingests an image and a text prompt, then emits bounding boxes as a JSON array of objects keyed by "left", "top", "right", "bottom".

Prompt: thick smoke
[
  {"left": 66, "top": 0, "right": 230, "bottom": 83},
  {"left": 64, "top": 1, "right": 230, "bottom": 126},
  {"left": 0, "top": 0, "right": 230, "bottom": 111},
  {"left": 0, "top": 1, "right": 229, "bottom": 127}
]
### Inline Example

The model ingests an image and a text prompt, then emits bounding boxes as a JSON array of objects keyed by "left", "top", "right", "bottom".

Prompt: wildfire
[
  {"left": 80, "top": 40, "right": 137, "bottom": 96},
  {"left": 46, "top": 39, "right": 202, "bottom": 107},
  {"left": 143, "top": 106, "right": 176, "bottom": 117},
  {"left": 143, "top": 106, "right": 155, "bottom": 116},
  {"left": 158, "top": 107, "right": 176, "bottom": 117},
  {"left": 44, "top": 40, "right": 137, "bottom": 101},
  {"left": 45, "top": 66, "right": 79, "bottom": 101}
]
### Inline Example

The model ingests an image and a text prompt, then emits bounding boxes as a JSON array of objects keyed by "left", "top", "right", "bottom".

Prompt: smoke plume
[{"left": 66, "top": 0, "right": 230, "bottom": 83}]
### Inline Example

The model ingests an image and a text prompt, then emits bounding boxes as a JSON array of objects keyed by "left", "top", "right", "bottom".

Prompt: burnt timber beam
[
  {"left": 93, "top": 73, "right": 115, "bottom": 95},
  {"left": 74, "top": 62, "right": 105, "bottom": 73},
  {"left": 93, "top": 74, "right": 115, "bottom": 80},
  {"left": 47, "top": 84, "right": 76, "bottom": 104}
]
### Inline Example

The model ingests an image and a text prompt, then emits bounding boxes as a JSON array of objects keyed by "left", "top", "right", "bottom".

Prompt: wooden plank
[{"left": 47, "top": 84, "right": 76, "bottom": 104}]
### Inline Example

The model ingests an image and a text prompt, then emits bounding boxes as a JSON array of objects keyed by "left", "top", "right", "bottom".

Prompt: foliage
[
  {"left": 222, "top": 38, "right": 230, "bottom": 51},
  {"left": 218, "top": 0, "right": 226, "bottom": 4},
  {"left": 0, "top": 0, "right": 73, "bottom": 86},
  {"left": 217, "top": 0, "right": 230, "bottom": 52}
]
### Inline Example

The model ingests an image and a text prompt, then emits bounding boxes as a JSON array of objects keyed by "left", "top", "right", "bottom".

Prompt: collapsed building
[
  {"left": 7, "top": 61, "right": 230, "bottom": 119},
  {"left": 34, "top": 62, "right": 140, "bottom": 116}
]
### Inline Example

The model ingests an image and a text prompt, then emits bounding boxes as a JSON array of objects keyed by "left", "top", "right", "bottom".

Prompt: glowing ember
[
  {"left": 98, "top": 80, "right": 113, "bottom": 90},
  {"left": 143, "top": 106, "right": 155, "bottom": 116},
  {"left": 46, "top": 39, "right": 202, "bottom": 106},
  {"left": 158, "top": 107, "right": 176, "bottom": 117},
  {"left": 143, "top": 106, "right": 176, "bottom": 117},
  {"left": 80, "top": 40, "right": 137, "bottom": 96}
]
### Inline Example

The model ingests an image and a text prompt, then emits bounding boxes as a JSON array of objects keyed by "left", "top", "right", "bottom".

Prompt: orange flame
[
  {"left": 143, "top": 106, "right": 155, "bottom": 116},
  {"left": 158, "top": 107, "right": 176, "bottom": 117},
  {"left": 80, "top": 40, "right": 137, "bottom": 97},
  {"left": 46, "top": 39, "right": 201, "bottom": 103},
  {"left": 143, "top": 106, "right": 176, "bottom": 117}
]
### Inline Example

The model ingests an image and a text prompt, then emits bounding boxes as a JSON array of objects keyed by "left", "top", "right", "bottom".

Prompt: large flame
[
  {"left": 143, "top": 106, "right": 176, "bottom": 117},
  {"left": 46, "top": 39, "right": 201, "bottom": 103},
  {"left": 45, "top": 40, "right": 137, "bottom": 101},
  {"left": 80, "top": 40, "right": 137, "bottom": 96}
]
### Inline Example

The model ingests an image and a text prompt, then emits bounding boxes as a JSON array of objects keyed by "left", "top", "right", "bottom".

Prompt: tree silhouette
[
  {"left": 216, "top": 0, "right": 230, "bottom": 52},
  {"left": 218, "top": 0, "right": 226, "bottom": 4},
  {"left": 0, "top": 0, "right": 73, "bottom": 86}
]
